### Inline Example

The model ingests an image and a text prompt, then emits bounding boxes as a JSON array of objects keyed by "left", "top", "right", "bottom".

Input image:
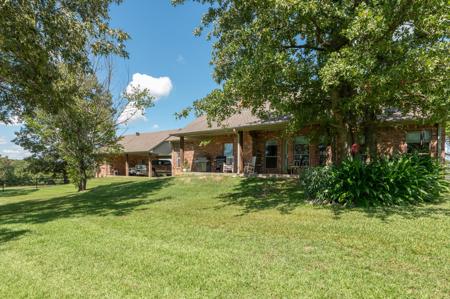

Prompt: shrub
[{"left": 300, "top": 155, "right": 448, "bottom": 206}]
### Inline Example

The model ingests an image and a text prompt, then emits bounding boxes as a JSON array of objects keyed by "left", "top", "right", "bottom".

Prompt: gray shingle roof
[
  {"left": 170, "top": 108, "right": 430, "bottom": 138},
  {"left": 172, "top": 109, "right": 288, "bottom": 136},
  {"left": 119, "top": 129, "right": 180, "bottom": 153}
]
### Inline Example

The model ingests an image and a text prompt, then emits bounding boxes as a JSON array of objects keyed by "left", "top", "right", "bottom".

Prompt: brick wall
[
  {"left": 170, "top": 123, "right": 445, "bottom": 175},
  {"left": 376, "top": 124, "right": 440, "bottom": 157},
  {"left": 171, "top": 134, "right": 237, "bottom": 173}
]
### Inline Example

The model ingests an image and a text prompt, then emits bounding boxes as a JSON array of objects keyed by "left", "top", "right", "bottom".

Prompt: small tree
[
  {"left": 26, "top": 67, "right": 154, "bottom": 191},
  {"left": 14, "top": 114, "right": 69, "bottom": 183}
]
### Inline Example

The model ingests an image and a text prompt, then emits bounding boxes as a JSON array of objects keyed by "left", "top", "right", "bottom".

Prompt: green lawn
[{"left": 0, "top": 176, "right": 449, "bottom": 298}]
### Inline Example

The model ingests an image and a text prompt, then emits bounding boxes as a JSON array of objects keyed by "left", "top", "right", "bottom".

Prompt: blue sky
[{"left": 0, "top": 0, "right": 216, "bottom": 159}]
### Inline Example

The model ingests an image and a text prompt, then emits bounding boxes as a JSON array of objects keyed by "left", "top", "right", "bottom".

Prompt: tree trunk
[
  {"left": 78, "top": 177, "right": 87, "bottom": 191},
  {"left": 363, "top": 111, "right": 378, "bottom": 161},
  {"left": 62, "top": 169, "right": 69, "bottom": 184},
  {"left": 364, "top": 125, "right": 378, "bottom": 161},
  {"left": 77, "top": 167, "right": 88, "bottom": 192},
  {"left": 331, "top": 89, "right": 351, "bottom": 164}
]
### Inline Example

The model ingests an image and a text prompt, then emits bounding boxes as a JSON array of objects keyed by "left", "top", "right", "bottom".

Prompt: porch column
[
  {"left": 125, "top": 154, "right": 129, "bottom": 176},
  {"left": 180, "top": 136, "right": 185, "bottom": 169},
  {"left": 237, "top": 131, "right": 244, "bottom": 174},
  {"left": 148, "top": 154, "right": 153, "bottom": 177}
]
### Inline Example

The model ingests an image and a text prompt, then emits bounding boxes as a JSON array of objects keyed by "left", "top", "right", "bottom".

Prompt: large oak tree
[{"left": 174, "top": 0, "right": 449, "bottom": 161}]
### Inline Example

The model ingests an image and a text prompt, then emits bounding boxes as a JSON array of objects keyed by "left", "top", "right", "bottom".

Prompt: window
[
  {"left": 294, "top": 136, "right": 309, "bottom": 166},
  {"left": 224, "top": 143, "right": 233, "bottom": 158},
  {"left": 318, "top": 144, "right": 327, "bottom": 166},
  {"left": 406, "top": 130, "right": 431, "bottom": 154},
  {"left": 265, "top": 140, "right": 278, "bottom": 169}
]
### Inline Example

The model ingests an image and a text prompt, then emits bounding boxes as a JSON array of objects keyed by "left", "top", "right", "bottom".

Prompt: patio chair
[
  {"left": 223, "top": 157, "right": 234, "bottom": 173},
  {"left": 244, "top": 156, "right": 257, "bottom": 174},
  {"left": 215, "top": 156, "right": 226, "bottom": 172}
]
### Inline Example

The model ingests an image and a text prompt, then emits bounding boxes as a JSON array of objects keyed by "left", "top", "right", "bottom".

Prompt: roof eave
[{"left": 170, "top": 121, "right": 288, "bottom": 137}]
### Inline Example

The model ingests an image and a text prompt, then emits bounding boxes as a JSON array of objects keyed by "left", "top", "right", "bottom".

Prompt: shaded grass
[
  {"left": 0, "top": 176, "right": 449, "bottom": 298},
  {"left": 0, "top": 187, "right": 38, "bottom": 198}
]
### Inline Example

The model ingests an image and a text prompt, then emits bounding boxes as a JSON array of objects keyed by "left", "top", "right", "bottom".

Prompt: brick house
[
  {"left": 169, "top": 109, "right": 446, "bottom": 175},
  {"left": 97, "top": 130, "right": 179, "bottom": 177}
]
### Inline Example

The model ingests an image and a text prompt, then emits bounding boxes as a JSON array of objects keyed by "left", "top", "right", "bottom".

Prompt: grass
[{"left": 0, "top": 176, "right": 449, "bottom": 298}]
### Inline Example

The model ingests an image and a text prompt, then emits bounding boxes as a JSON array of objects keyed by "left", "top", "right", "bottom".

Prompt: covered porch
[{"left": 171, "top": 126, "right": 331, "bottom": 176}]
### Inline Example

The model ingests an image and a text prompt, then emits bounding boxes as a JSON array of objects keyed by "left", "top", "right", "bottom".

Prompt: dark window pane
[
  {"left": 318, "top": 144, "right": 327, "bottom": 166},
  {"left": 265, "top": 145, "right": 277, "bottom": 157},
  {"left": 294, "top": 138, "right": 309, "bottom": 166},
  {"left": 265, "top": 140, "right": 278, "bottom": 168},
  {"left": 407, "top": 143, "right": 429, "bottom": 154},
  {"left": 266, "top": 157, "right": 277, "bottom": 168}
]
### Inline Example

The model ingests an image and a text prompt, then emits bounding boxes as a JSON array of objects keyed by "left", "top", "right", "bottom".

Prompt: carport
[{"left": 97, "top": 129, "right": 179, "bottom": 177}]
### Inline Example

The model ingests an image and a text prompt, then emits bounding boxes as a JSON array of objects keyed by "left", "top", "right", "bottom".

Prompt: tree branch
[{"left": 282, "top": 44, "right": 326, "bottom": 51}]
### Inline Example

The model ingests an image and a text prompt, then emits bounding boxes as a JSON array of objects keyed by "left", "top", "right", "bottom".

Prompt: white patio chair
[{"left": 223, "top": 157, "right": 234, "bottom": 173}]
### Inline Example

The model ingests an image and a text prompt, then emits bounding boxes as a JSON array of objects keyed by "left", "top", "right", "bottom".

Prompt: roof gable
[
  {"left": 119, "top": 129, "right": 180, "bottom": 153},
  {"left": 173, "top": 109, "right": 288, "bottom": 136}
]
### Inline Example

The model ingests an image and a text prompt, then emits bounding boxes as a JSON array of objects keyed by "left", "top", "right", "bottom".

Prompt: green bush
[{"left": 301, "top": 155, "right": 449, "bottom": 206}]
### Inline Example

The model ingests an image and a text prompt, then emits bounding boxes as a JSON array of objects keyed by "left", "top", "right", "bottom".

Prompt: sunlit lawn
[{"left": 0, "top": 176, "right": 449, "bottom": 298}]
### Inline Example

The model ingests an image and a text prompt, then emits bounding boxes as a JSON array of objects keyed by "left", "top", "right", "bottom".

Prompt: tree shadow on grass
[
  {"left": 0, "top": 178, "right": 174, "bottom": 226},
  {"left": 216, "top": 178, "right": 305, "bottom": 215},
  {"left": 217, "top": 177, "right": 450, "bottom": 221},
  {"left": 329, "top": 200, "right": 450, "bottom": 222},
  {"left": 0, "top": 228, "right": 30, "bottom": 245},
  {"left": 0, "top": 188, "right": 38, "bottom": 198}
]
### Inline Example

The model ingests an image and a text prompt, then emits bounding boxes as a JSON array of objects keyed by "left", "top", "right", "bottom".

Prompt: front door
[{"left": 265, "top": 140, "right": 278, "bottom": 171}]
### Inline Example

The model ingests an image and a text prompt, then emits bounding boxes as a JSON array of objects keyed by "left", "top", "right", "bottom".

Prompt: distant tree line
[{"left": 0, "top": 155, "right": 66, "bottom": 188}]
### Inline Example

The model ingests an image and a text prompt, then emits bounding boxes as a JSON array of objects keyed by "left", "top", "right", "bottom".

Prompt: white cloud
[
  {"left": 126, "top": 73, "right": 173, "bottom": 99},
  {"left": 1, "top": 148, "right": 29, "bottom": 160},
  {"left": 0, "top": 137, "right": 6, "bottom": 145},
  {"left": 2, "top": 149, "right": 20, "bottom": 154},
  {"left": 117, "top": 102, "right": 147, "bottom": 124},
  {"left": 152, "top": 124, "right": 159, "bottom": 129},
  {"left": 119, "top": 73, "right": 173, "bottom": 124}
]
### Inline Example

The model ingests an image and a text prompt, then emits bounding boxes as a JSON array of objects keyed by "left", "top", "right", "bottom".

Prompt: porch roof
[
  {"left": 119, "top": 129, "right": 180, "bottom": 153},
  {"left": 170, "top": 108, "right": 434, "bottom": 138},
  {"left": 171, "top": 109, "right": 288, "bottom": 137}
]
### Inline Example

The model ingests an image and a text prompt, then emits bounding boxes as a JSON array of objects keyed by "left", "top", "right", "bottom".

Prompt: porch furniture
[
  {"left": 289, "top": 165, "right": 302, "bottom": 175},
  {"left": 214, "top": 156, "right": 226, "bottom": 172},
  {"left": 194, "top": 157, "right": 210, "bottom": 172},
  {"left": 244, "top": 156, "right": 257, "bottom": 174},
  {"left": 289, "top": 161, "right": 304, "bottom": 174},
  {"left": 223, "top": 157, "right": 234, "bottom": 173}
]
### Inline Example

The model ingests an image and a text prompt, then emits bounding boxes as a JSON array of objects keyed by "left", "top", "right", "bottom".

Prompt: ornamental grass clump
[{"left": 301, "top": 155, "right": 448, "bottom": 206}]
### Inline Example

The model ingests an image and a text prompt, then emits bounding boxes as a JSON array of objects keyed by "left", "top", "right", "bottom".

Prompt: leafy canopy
[
  {"left": 0, "top": 0, "right": 129, "bottom": 122},
  {"left": 174, "top": 0, "right": 449, "bottom": 135}
]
